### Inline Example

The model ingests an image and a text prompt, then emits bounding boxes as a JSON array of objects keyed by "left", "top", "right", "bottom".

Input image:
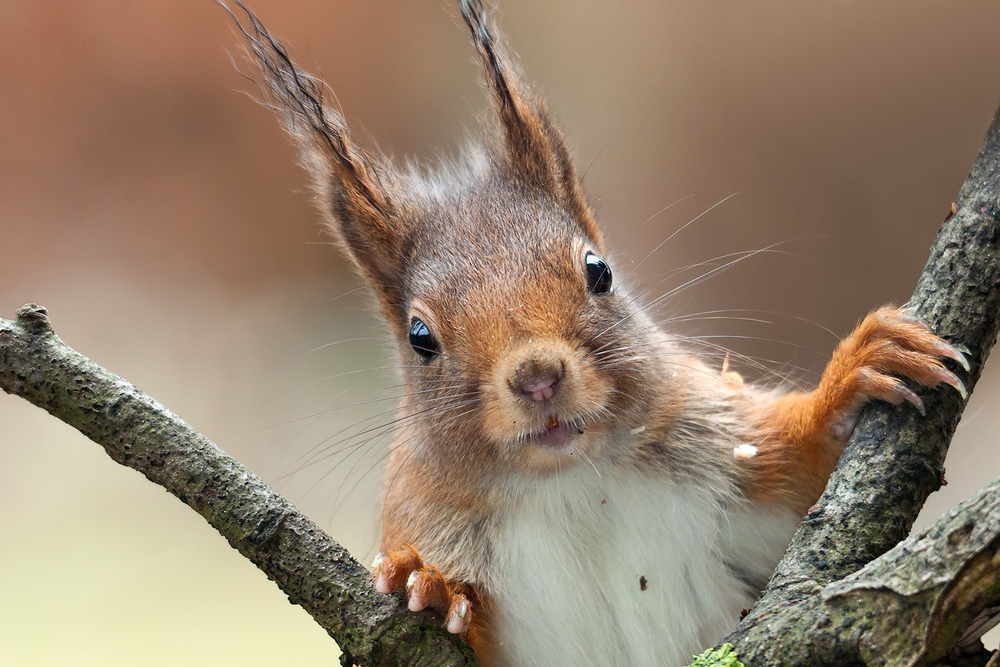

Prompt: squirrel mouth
[{"left": 532, "top": 415, "right": 583, "bottom": 448}]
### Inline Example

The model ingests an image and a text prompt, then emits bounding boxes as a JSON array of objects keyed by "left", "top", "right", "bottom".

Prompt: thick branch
[
  {"left": 725, "top": 105, "right": 1000, "bottom": 663},
  {"left": 0, "top": 304, "right": 479, "bottom": 667},
  {"left": 724, "top": 475, "right": 1000, "bottom": 667}
]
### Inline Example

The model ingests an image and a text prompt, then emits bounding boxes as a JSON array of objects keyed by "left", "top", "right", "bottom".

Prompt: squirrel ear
[
  {"left": 458, "top": 0, "right": 602, "bottom": 246},
  {"left": 230, "top": 2, "right": 410, "bottom": 320}
]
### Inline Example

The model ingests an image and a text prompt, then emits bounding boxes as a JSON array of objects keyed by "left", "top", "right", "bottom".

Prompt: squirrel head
[{"left": 235, "top": 0, "right": 670, "bottom": 479}]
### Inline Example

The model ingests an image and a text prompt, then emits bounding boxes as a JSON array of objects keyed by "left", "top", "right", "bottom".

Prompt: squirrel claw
[
  {"left": 446, "top": 596, "right": 472, "bottom": 634},
  {"left": 932, "top": 339, "right": 971, "bottom": 372},
  {"left": 892, "top": 383, "right": 926, "bottom": 415},
  {"left": 372, "top": 552, "right": 393, "bottom": 594},
  {"left": 371, "top": 545, "right": 472, "bottom": 632},
  {"left": 406, "top": 570, "right": 431, "bottom": 612},
  {"left": 933, "top": 366, "right": 968, "bottom": 399}
]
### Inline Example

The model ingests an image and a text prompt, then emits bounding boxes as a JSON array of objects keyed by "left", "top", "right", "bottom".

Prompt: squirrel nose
[{"left": 511, "top": 362, "right": 565, "bottom": 403}]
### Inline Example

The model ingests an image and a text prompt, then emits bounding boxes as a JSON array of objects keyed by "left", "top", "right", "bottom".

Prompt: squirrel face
[
  {"left": 235, "top": 0, "right": 670, "bottom": 481},
  {"left": 392, "top": 182, "right": 662, "bottom": 477}
]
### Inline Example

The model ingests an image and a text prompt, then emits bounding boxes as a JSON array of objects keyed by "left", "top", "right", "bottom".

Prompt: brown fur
[
  {"left": 743, "top": 306, "right": 965, "bottom": 513},
  {"left": 230, "top": 2, "right": 967, "bottom": 663}
]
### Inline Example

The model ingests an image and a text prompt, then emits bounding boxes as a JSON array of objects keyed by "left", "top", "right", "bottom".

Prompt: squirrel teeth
[{"left": 546, "top": 415, "right": 560, "bottom": 429}]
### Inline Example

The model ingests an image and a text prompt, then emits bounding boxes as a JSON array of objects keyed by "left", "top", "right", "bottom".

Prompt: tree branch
[
  {"left": 0, "top": 304, "right": 479, "bottom": 667},
  {"left": 726, "top": 474, "right": 1000, "bottom": 666},
  {"left": 725, "top": 103, "right": 1000, "bottom": 664}
]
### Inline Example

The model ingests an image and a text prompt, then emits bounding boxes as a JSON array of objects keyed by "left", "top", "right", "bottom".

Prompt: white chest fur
[{"left": 489, "top": 467, "right": 798, "bottom": 667}]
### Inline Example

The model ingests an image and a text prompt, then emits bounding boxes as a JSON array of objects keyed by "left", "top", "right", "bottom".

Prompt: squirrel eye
[
  {"left": 584, "top": 252, "right": 613, "bottom": 294},
  {"left": 409, "top": 317, "right": 441, "bottom": 362}
]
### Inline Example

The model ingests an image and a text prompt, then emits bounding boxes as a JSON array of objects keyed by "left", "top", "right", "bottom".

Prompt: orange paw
[
  {"left": 823, "top": 307, "right": 968, "bottom": 440},
  {"left": 371, "top": 545, "right": 472, "bottom": 634}
]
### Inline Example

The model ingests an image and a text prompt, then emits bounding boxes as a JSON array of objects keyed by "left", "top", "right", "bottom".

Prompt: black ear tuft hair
[
  {"left": 224, "top": 0, "right": 413, "bottom": 328},
  {"left": 458, "top": 1, "right": 534, "bottom": 160},
  {"left": 457, "top": 0, "right": 603, "bottom": 245},
  {"left": 225, "top": 0, "right": 392, "bottom": 222}
]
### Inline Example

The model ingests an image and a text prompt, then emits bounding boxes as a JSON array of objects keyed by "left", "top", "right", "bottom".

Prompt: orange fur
[{"left": 744, "top": 306, "right": 964, "bottom": 513}]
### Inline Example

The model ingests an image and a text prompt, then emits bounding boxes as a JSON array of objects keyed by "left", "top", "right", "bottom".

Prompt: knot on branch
[{"left": 16, "top": 304, "right": 52, "bottom": 335}]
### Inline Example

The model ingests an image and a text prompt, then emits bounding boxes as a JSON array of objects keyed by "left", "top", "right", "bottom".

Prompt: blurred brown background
[{"left": 2, "top": 0, "right": 1000, "bottom": 663}]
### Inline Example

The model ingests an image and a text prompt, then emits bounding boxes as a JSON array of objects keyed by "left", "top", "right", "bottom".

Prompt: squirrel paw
[
  {"left": 371, "top": 545, "right": 472, "bottom": 634},
  {"left": 824, "top": 307, "right": 968, "bottom": 440}
]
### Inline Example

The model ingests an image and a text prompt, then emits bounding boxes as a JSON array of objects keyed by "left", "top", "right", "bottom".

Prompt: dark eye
[
  {"left": 409, "top": 317, "right": 441, "bottom": 362},
  {"left": 585, "top": 252, "right": 613, "bottom": 294}
]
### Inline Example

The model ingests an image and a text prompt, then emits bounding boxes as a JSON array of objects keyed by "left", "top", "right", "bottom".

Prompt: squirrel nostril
[{"left": 514, "top": 372, "right": 563, "bottom": 403}]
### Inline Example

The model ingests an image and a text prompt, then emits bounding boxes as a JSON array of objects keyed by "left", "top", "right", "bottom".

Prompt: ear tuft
[
  {"left": 225, "top": 1, "right": 412, "bottom": 324},
  {"left": 458, "top": 0, "right": 549, "bottom": 179},
  {"left": 458, "top": 0, "right": 603, "bottom": 245},
  {"left": 228, "top": 1, "right": 392, "bottom": 221}
]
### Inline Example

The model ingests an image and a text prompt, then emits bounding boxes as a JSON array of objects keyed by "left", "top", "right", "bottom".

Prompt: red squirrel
[{"left": 232, "top": 1, "right": 969, "bottom": 664}]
